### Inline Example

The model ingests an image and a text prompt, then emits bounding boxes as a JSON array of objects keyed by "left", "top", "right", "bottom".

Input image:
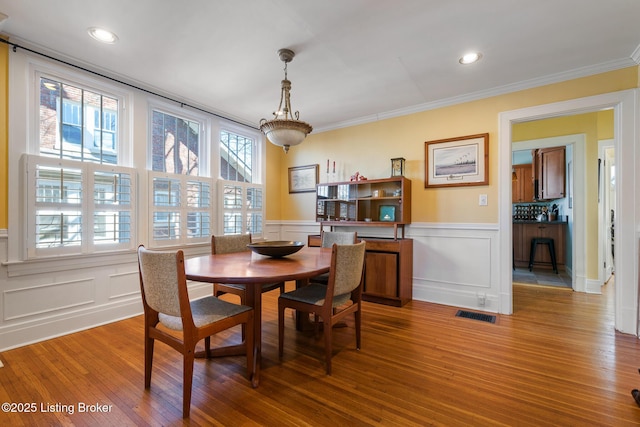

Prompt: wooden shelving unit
[
  {"left": 312, "top": 176, "right": 413, "bottom": 306},
  {"left": 315, "top": 177, "right": 411, "bottom": 240}
]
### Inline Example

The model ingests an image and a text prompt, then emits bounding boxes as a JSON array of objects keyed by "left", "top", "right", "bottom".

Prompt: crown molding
[
  {"left": 315, "top": 57, "right": 637, "bottom": 133},
  {"left": 631, "top": 43, "right": 640, "bottom": 65}
]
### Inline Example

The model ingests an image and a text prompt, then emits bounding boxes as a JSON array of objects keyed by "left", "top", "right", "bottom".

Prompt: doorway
[
  {"left": 511, "top": 134, "right": 581, "bottom": 289},
  {"left": 498, "top": 90, "right": 638, "bottom": 335}
]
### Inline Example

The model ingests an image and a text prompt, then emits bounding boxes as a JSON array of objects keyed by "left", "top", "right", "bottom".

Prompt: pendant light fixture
[{"left": 260, "top": 48, "right": 312, "bottom": 153}]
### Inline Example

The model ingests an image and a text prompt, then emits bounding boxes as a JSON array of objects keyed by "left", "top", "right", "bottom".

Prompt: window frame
[
  {"left": 147, "top": 101, "right": 213, "bottom": 247},
  {"left": 147, "top": 101, "right": 210, "bottom": 177},
  {"left": 10, "top": 55, "right": 135, "bottom": 261},
  {"left": 24, "top": 154, "right": 137, "bottom": 259},
  {"left": 216, "top": 122, "right": 265, "bottom": 237},
  {"left": 31, "top": 66, "right": 130, "bottom": 165},
  {"left": 148, "top": 171, "right": 213, "bottom": 247}
]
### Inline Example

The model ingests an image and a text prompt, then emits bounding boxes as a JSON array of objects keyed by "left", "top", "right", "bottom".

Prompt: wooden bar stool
[{"left": 529, "top": 237, "right": 558, "bottom": 274}]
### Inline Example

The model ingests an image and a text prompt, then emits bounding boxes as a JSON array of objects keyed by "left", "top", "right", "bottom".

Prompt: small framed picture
[
  {"left": 288, "top": 164, "right": 319, "bottom": 193},
  {"left": 379, "top": 205, "right": 396, "bottom": 222}
]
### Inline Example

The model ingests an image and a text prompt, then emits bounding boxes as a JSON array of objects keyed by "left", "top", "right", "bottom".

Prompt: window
[
  {"left": 20, "top": 70, "right": 133, "bottom": 259},
  {"left": 16, "top": 55, "right": 267, "bottom": 261},
  {"left": 149, "top": 107, "right": 210, "bottom": 246},
  {"left": 25, "top": 154, "right": 135, "bottom": 258},
  {"left": 220, "top": 130, "right": 253, "bottom": 182},
  {"left": 39, "top": 76, "right": 119, "bottom": 164},
  {"left": 219, "top": 128, "right": 264, "bottom": 236}
]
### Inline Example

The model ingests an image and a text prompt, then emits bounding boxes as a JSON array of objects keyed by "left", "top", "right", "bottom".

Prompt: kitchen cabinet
[
  {"left": 512, "top": 164, "right": 534, "bottom": 203},
  {"left": 315, "top": 177, "right": 411, "bottom": 239},
  {"left": 533, "top": 146, "right": 566, "bottom": 200},
  {"left": 513, "top": 221, "right": 566, "bottom": 270},
  {"left": 309, "top": 236, "right": 413, "bottom": 307}
]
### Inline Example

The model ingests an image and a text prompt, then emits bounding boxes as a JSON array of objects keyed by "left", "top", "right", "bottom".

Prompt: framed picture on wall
[
  {"left": 288, "top": 164, "right": 319, "bottom": 193},
  {"left": 425, "top": 133, "right": 489, "bottom": 188}
]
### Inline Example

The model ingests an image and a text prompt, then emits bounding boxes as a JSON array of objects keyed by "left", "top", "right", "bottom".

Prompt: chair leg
[
  {"left": 204, "top": 336, "right": 211, "bottom": 358},
  {"left": 239, "top": 294, "right": 248, "bottom": 342},
  {"left": 244, "top": 315, "right": 255, "bottom": 384},
  {"left": 324, "top": 318, "right": 333, "bottom": 375},
  {"left": 313, "top": 314, "right": 320, "bottom": 337},
  {"left": 278, "top": 302, "right": 285, "bottom": 358},
  {"left": 355, "top": 305, "right": 362, "bottom": 350},
  {"left": 144, "top": 335, "right": 154, "bottom": 388},
  {"left": 182, "top": 349, "right": 195, "bottom": 418}
]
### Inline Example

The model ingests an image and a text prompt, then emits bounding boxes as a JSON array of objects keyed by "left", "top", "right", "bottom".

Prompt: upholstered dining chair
[
  {"left": 309, "top": 231, "right": 357, "bottom": 286},
  {"left": 278, "top": 241, "right": 366, "bottom": 374},
  {"left": 212, "top": 234, "right": 286, "bottom": 302},
  {"left": 137, "top": 245, "right": 255, "bottom": 418}
]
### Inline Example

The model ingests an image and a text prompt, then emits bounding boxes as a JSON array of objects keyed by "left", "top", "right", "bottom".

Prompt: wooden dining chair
[
  {"left": 212, "top": 234, "right": 286, "bottom": 302},
  {"left": 137, "top": 245, "right": 255, "bottom": 418},
  {"left": 278, "top": 241, "right": 366, "bottom": 374},
  {"left": 309, "top": 231, "right": 357, "bottom": 286}
]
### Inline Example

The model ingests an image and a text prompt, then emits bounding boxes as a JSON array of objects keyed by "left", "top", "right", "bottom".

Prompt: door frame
[
  {"left": 498, "top": 89, "right": 638, "bottom": 335},
  {"left": 598, "top": 139, "right": 615, "bottom": 284}
]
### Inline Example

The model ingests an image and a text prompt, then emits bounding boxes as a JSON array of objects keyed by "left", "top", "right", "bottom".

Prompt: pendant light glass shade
[{"left": 260, "top": 49, "right": 312, "bottom": 153}]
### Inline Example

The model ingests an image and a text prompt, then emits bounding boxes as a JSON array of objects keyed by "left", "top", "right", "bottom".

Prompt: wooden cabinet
[
  {"left": 362, "top": 238, "right": 413, "bottom": 306},
  {"left": 316, "top": 177, "right": 411, "bottom": 239},
  {"left": 513, "top": 222, "right": 566, "bottom": 269},
  {"left": 533, "top": 147, "right": 565, "bottom": 200},
  {"left": 309, "top": 236, "right": 413, "bottom": 306},
  {"left": 513, "top": 222, "right": 525, "bottom": 263},
  {"left": 314, "top": 177, "right": 413, "bottom": 305},
  {"left": 512, "top": 164, "right": 534, "bottom": 203}
]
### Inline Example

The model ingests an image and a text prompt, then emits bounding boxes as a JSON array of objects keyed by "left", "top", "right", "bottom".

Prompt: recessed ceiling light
[
  {"left": 88, "top": 27, "right": 118, "bottom": 44},
  {"left": 459, "top": 52, "right": 482, "bottom": 65}
]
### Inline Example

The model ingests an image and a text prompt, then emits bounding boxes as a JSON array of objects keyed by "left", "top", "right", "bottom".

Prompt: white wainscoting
[
  {"left": 0, "top": 233, "right": 214, "bottom": 351},
  {"left": 0, "top": 222, "right": 500, "bottom": 350},
  {"left": 270, "top": 220, "right": 501, "bottom": 312},
  {"left": 409, "top": 223, "right": 500, "bottom": 312}
]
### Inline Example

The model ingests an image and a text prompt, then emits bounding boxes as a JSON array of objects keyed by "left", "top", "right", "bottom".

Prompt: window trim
[
  {"left": 217, "top": 121, "right": 264, "bottom": 184},
  {"left": 31, "top": 64, "right": 131, "bottom": 165},
  {"left": 215, "top": 124, "right": 266, "bottom": 237},
  {"left": 24, "top": 154, "right": 137, "bottom": 259},
  {"left": 218, "top": 180, "right": 265, "bottom": 237},
  {"left": 147, "top": 100, "right": 211, "bottom": 177},
  {"left": 148, "top": 171, "right": 212, "bottom": 247}
]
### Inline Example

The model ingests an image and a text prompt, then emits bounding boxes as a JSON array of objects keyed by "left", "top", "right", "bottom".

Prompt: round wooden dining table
[{"left": 184, "top": 245, "right": 332, "bottom": 387}]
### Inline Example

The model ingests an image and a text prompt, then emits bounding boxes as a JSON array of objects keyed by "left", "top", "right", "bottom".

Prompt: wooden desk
[{"left": 184, "top": 246, "right": 332, "bottom": 386}]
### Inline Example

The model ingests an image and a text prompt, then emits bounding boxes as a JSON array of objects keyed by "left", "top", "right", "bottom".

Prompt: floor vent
[{"left": 455, "top": 310, "right": 496, "bottom": 324}]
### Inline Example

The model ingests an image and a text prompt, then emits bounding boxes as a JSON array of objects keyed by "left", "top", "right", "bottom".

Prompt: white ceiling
[{"left": 1, "top": 0, "right": 639, "bottom": 132}]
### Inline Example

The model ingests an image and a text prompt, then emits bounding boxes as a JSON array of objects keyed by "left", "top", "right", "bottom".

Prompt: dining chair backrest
[
  {"left": 321, "top": 231, "right": 357, "bottom": 248},
  {"left": 329, "top": 241, "right": 366, "bottom": 299},
  {"left": 212, "top": 234, "right": 251, "bottom": 254},
  {"left": 138, "top": 247, "right": 184, "bottom": 318}
]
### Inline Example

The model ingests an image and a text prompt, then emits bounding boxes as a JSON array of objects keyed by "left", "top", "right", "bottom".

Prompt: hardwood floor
[{"left": 1, "top": 280, "right": 640, "bottom": 426}]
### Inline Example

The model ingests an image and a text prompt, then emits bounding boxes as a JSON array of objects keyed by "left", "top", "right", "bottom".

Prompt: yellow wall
[
  {"left": 265, "top": 140, "right": 284, "bottom": 220},
  {"left": 268, "top": 67, "right": 637, "bottom": 227}
]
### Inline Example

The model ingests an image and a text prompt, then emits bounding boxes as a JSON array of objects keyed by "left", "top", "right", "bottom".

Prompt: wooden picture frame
[
  {"left": 425, "top": 133, "right": 489, "bottom": 188},
  {"left": 288, "top": 164, "right": 319, "bottom": 193}
]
